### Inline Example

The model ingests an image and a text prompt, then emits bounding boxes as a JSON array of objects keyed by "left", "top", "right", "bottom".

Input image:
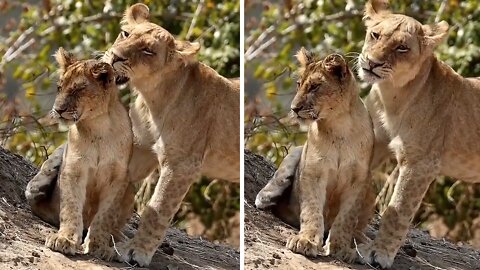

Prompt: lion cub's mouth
[
  {"left": 290, "top": 110, "right": 318, "bottom": 123},
  {"left": 115, "top": 75, "right": 130, "bottom": 85},
  {"left": 49, "top": 110, "right": 81, "bottom": 125},
  {"left": 362, "top": 68, "right": 382, "bottom": 79}
]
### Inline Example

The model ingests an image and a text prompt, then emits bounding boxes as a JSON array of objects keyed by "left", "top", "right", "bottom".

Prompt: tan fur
[
  {"left": 355, "top": 1, "right": 480, "bottom": 268},
  {"left": 256, "top": 51, "right": 375, "bottom": 263},
  {"left": 101, "top": 4, "right": 240, "bottom": 266},
  {"left": 26, "top": 49, "right": 134, "bottom": 260}
]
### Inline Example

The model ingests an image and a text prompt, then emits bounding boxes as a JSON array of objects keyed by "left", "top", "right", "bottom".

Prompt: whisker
[
  {"left": 91, "top": 51, "right": 105, "bottom": 60},
  {"left": 349, "top": 58, "right": 359, "bottom": 66},
  {"left": 344, "top": 52, "right": 361, "bottom": 61},
  {"left": 345, "top": 51, "right": 360, "bottom": 56}
]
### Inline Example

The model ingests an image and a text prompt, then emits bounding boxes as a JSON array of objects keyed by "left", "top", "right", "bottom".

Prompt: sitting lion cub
[
  {"left": 256, "top": 50, "right": 375, "bottom": 262},
  {"left": 34, "top": 48, "right": 133, "bottom": 260}
]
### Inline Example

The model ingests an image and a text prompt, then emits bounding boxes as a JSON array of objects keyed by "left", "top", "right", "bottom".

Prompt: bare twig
[
  {"left": 111, "top": 235, "right": 136, "bottom": 268},
  {"left": 435, "top": 0, "right": 448, "bottom": 23},
  {"left": 245, "top": 9, "right": 363, "bottom": 62},
  {"left": 186, "top": 0, "right": 205, "bottom": 40},
  {"left": 353, "top": 238, "right": 378, "bottom": 270}
]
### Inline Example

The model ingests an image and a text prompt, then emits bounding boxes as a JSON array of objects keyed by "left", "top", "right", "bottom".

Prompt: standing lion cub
[
  {"left": 27, "top": 48, "right": 133, "bottom": 260},
  {"left": 355, "top": 0, "right": 480, "bottom": 268},
  {"left": 256, "top": 50, "right": 375, "bottom": 262}
]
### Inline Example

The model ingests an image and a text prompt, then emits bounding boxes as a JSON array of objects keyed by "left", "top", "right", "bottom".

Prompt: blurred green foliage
[
  {"left": 0, "top": 0, "right": 239, "bottom": 246},
  {"left": 245, "top": 0, "right": 480, "bottom": 246}
]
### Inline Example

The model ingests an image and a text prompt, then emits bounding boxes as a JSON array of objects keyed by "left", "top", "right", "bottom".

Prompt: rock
[
  {"left": 243, "top": 149, "right": 480, "bottom": 270},
  {"left": 0, "top": 147, "right": 239, "bottom": 270}
]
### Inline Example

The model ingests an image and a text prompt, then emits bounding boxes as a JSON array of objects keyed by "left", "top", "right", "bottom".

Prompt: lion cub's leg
[
  {"left": 358, "top": 160, "right": 437, "bottom": 268},
  {"left": 25, "top": 144, "right": 65, "bottom": 225},
  {"left": 83, "top": 169, "right": 130, "bottom": 261},
  {"left": 45, "top": 161, "right": 87, "bottom": 255},
  {"left": 112, "top": 183, "right": 136, "bottom": 241},
  {"left": 365, "top": 92, "right": 392, "bottom": 169},
  {"left": 286, "top": 160, "right": 326, "bottom": 258},
  {"left": 324, "top": 172, "right": 371, "bottom": 263},
  {"left": 134, "top": 169, "right": 159, "bottom": 214},
  {"left": 354, "top": 181, "right": 375, "bottom": 244},
  {"left": 255, "top": 146, "right": 302, "bottom": 209},
  {"left": 115, "top": 156, "right": 201, "bottom": 266}
]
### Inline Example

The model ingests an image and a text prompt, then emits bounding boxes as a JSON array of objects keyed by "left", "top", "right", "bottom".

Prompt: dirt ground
[
  {"left": 0, "top": 147, "right": 239, "bottom": 270},
  {"left": 244, "top": 150, "right": 480, "bottom": 270}
]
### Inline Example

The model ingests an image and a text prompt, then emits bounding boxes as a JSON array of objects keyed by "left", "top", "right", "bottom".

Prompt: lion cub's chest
[
  {"left": 303, "top": 141, "right": 357, "bottom": 187},
  {"left": 67, "top": 126, "right": 129, "bottom": 183},
  {"left": 301, "top": 123, "right": 367, "bottom": 192}
]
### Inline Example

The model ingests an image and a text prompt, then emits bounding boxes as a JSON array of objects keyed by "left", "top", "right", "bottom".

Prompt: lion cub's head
[
  {"left": 358, "top": 0, "right": 449, "bottom": 85},
  {"left": 104, "top": 3, "right": 200, "bottom": 85},
  {"left": 51, "top": 48, "right": 115, "bottom": 124},
  {"left": 291, "top": 49, "right": 356, "bottom": 123}
]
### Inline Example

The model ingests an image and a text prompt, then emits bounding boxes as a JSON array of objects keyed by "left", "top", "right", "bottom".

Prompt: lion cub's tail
[
  {"left": 255, "top": 146, "right": 303, "bottom": 209},
  {"left": 25, "top": 144, "right": 65, "bottom": 226}
]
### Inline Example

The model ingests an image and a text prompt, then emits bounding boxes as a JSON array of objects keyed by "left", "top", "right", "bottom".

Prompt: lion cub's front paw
[
  {"left": 286, "top": 234, "right": 322, "bottom": 257},
  {"left": 113, "top": 240, "right": 155, "bottom": 267},
  {"left": 82, "top": 237, "right": 115, "bottom": 261},
  {"left": 356, "top": 242, "right": 395, "bottom": 269},
  {"left": 45, "top": 233, "right": 79, "bottom": 255},
  {"left": 324, "top": 239, "right": 356, "bottom": 263}
]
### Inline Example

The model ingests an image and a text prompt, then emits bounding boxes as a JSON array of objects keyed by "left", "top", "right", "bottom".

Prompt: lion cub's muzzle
[
  {"left": 110, "top": 53, "right": 130, "bottom": 85},
  {"left": 358, "top": 54, "right": 385, "bottom": 81},
  {"left": 290, "top": 104, "right": 318, "bottom": 121},
  {"left": 115, "top": 75, "right": 129, "bottom": 85},
  {"left": 50, "top": 107, "right": 79, "bottom": 123}
]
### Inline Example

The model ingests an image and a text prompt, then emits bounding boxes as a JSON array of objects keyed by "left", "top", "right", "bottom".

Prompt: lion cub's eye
[
  {"left": 308, "top": 84, "right": 319, "bottom": 92},
  {"left": 396, "top": 45, "right": 410, "bottom": 53},
  {"left": 142, "top": 49, "right": 155, "bottom": 56},
  {"left": 296, "top": 81, "right": 301, "bottom": 87},
  {"left": 56, "top": 85, "right": 62, "bottom": 92},
  {"left": 370, "top": 31, "right": 380, "bottom": 40},
  {"left": 121, "top": 31, "right": 130, "bottom": 38},
  {"left": 73, "top": 85, "right": 86, "bottom": 92}
]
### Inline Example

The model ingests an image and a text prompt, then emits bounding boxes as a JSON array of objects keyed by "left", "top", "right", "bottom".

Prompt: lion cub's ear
[
  {"left": 364, "top": 0, "right": 390, "bottom": 21},
  {"left": 295, "top": 47, "right": 315, "bottom": 67},
  {"left": 123, "top": 3, "right": 149, "bottom": 24},
  {"left": 423, "top": 21, "right": 449, "bottom": 48},
  {"left": 54, "top": 47, "right": 76, "bottom": 72},
  {"left": 323, "top": 54, "right": 348, "bottom": 81},
  {"left": 91, "top": 62, "right": 114, "bottom": 87},
  {"left": 174, "top": 40, "right": 200, "bottom": 65}
]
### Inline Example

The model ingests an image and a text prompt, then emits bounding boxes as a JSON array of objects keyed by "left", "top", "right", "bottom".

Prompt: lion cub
[
  {"left": 37, "top": 48, "right": 133, "bottom": 260},
  {"left": 256, "top": 50, "right": 375, "bottom": 262}
]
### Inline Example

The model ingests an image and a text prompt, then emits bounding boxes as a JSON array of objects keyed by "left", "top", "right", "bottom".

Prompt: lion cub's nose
[
  {"left": 53, "top": 103, "right": 69, "bottom": 117},
  {"left": 53, "top": 107, "right": 67, "bottom": 115},
  {"left": 112, "top": 53, "right": 127, "bottom": 64},
  {"left": 367, "top": 58, "right": 384, "bottom": 69},
  {"left": 291, "top": 105, "right": 303, "bottom": 114}
]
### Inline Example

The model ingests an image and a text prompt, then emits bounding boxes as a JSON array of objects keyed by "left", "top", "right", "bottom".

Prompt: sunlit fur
[
  {"left": 291, "top": 49, "right": 358, "bottom": 124},
  {"left": 101, "top": 4, "right": 240, "bottom": 266},
  {"left": 354, "top": 1, "right": 480, "bottom": 269},
  {"left": 358, "top": 0, "right": 448, "bottom": 87},
  {"left": 257, "top": 50, "right": 375, "bottom": 263},
  {"left": 102, "top": 4, "right": 200, "bottom": 86},
  {"left": 29, "top": 48, "right": 133, "bottom": 261},
  {"left": 52, "top": 48, "right": 116, "bottom": 125}
]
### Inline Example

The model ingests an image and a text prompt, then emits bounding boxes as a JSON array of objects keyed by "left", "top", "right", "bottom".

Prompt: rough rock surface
[
  {"left": 0, "top": 146, "right": 239, "bottom": 270},
  {"left": 244, "top": 149, "right": 480, "bottom": 270}
]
